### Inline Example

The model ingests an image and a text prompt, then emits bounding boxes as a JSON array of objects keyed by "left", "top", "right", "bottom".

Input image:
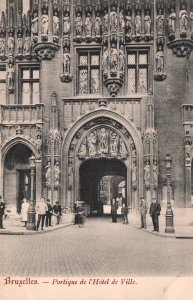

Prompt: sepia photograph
[{"left": 0, "top": 0, "right": 193, "bottom": 299}]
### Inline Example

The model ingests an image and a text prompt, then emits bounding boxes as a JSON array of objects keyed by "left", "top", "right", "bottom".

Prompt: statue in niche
[
  {"left": 85, "top": 12, "right": 92, "bottom": 36},
  {"left": 110, "top": 132, "right": 119, "bottom": 157},
  {"left": 24, "top": 34, "right": 31, "bottom": 56},
  {"left": 45, "top": 161, "right": 51, "bottom": 186},
  {"left": 8, "top": 33, "right": 14, "bottom": 53},
  {"left": 87, "top": 131, "right": 97, "bottom": 157},
  {"left": 125, "top": 11, "right": 133, "bottom": 36},
  {"left": 110, "top": 43, "right": 118, "bottom": 71},
  {"left": 95, "top": 12, "right": 102, "bottom": 36},
  {"left": 179, "top": 5, "right": 188, "bottom": 34},
  {"left": 98, "top": 128, "right": 108, "bottom": 154},
  {"left": 156, "top": 9, "right": 164, "bottom": 36},
  {"left": 53, "top": 11, "right": 59, "bottom": 36},
  {"left": 41, "top": 11, "right": 49, "bottom": 35},
  {"left": 17, "top": 33, "right": 23, "bottom": 54},
  {"left": 156, "top": 46, "right": 164, "bottom": 73},
  {"left": 119, "top": 9, "right": 125, "bottom": 32},
  {"left": 132, "top": 160, "right": 137, "bottom": 186},
  {"left": 31, "top": 12, "right": 39, "bottom": 35},
  {"left": 153, "top": 161, "right": 158, "bottom": 187},
  {"left": 75, "top": 12, "right": 83, "bottom": 36},
  {"left": 63, "top": 12, "right": 70, "bottom": 35},
  {"left": 119, "top": 139, "right": 128, "bottom": 159},
  {"left": 118, "top": 45, "right": 125, "bottom": 73},
  {"left": 36, "top": 134, "right": 42, "bottom": 155},
  {"left": 135, "top": 11, "right": 142, "bottom": 36},
  {"left": 102, "top": 46, "right": 109, "bottom": 74},
  {"left": 7, "top": 62, "right": 15, "bottom": 92},
  {"left": 16, "top": 125, "right": 23, "bottom": 135},
  {"left": 63, "top": 47, "right": 71, "bottom": 74},
  {"left": 144, "top": 11, "right": 151, "bottom": 35},
  {"left": 110, "top": 6, "right": 118, "bottom": 32},
  {"left": 144, "top": 161, "right": 150, "bottom": 187},
  {"left": 168, "top": 7, "right": 176, "bottom": 36},
  {"left": 78, "top": 139, "right": 87, "bottom": 158},
  {"left": 54, "top": 161, "right": 60, "bottom": 187},
  {"left": 103, "top": 10, "right": 109, "bottom": 34},
  {"left": 68, "top": 160, "right": 73, "bottom": 189},
  {"left": 0, "top": 38, "right": 5, "bottom": 56}
]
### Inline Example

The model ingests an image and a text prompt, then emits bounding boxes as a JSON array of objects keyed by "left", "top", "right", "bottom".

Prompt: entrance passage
[{"left": 79, "top": 159, "right": 127, "bottom": 214}]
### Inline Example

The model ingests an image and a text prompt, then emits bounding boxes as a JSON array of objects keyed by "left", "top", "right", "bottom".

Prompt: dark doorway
[
  {"left": 17, "top": 170, "right": 31, "bottom": 213},
  {"left": 79, "top": 159, "right": 127, "bottom": 214}
]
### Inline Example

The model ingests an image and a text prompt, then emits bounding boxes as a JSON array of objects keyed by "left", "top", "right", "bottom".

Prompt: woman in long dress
[{"left": 21, "top": 198, "right": 30, "bottom": 227}]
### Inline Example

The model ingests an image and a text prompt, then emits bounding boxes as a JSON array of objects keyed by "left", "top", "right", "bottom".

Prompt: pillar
[
  {"left": 185, "top": 164, "right": 192, "bottom": 207},
  {"left": 35, "top": 159, "right": 42, "bottom": 202}
]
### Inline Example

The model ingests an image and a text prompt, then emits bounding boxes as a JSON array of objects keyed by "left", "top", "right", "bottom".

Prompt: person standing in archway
[
  {"left": 111, "top": 198, "right": 118, "bottom": 223},
  {"left": 139, "top": 197, "right": 148, "bottom": 229}
]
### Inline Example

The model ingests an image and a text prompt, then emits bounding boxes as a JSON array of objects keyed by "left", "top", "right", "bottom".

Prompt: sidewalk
[
  {"left": 129, "top": 207, "right": 193, "bottom": 239},
  {"left": 0, "top": 213, "right": 75, "bottom": 235}
]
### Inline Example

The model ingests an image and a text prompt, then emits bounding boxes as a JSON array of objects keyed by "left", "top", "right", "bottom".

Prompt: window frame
[
  {"left": 18, "top": 65, "right": 40, "bottom": 105},
  {"left": 76, "top": 49, "right": 101, "bottom": 96},
  {"left": 126, "top": 48, "right": 150, "bottom": 95}
]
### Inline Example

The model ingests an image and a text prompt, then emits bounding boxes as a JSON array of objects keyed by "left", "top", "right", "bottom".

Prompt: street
[{"left": 0, "top": 216, "right": 193, "bottom": 277}]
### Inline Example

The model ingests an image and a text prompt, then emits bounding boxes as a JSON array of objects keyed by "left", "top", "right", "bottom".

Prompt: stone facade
[{"left": 0, "top": 0, "right": 192, "bottom": 213}]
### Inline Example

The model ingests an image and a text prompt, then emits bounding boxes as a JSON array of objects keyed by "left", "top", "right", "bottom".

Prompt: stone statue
[
  {"left": 53, "top": 12, "right": 59, "bottom": 36},
  {"left": 102, "top": 46, "right": 109, "bottom": 74},
  {"left": 119, "top": 9, "right": 125, "bottom": 32},
  {"left": 54, "top": 161, "right": 60, "bottom": 187},
  {"left": 125, "top": 11, "right": 133, "bottom": 35},
  {"left": 110, "top": 43, "right": 118, "bottom": 71},
  {"left": 63, "top": 47, "right": 71, "bottom": 74},
  {"left": 17, "top": 34, "right": 23, "bottom": 54},
  {"left": 110, "top": 6, "right": 118, "bottom": 32},
  {"left": 68, "top": 160, "right": 73, "bottom": 188},
  {"left": 24, "top": 35, "right": 31, "bottom": 56},
  {"left": 16, "top": 125, "right": 23, "bottom": 135},
  {"left": 63, "top": 13, "right": 70, "bottom": 35},
  {"left": 144, "top": 11, "right": 151, "bottom": 35},
  {"left": 0, "top": 38, "right": 5, "bottom": 56},
  {"left": 31, "top": 12, "right": 39, "bottom": 35},
  {"left": 45, "top": 161, "right": 51, "bottom": 186},
  {"left": 8, "top": 33, "right": 14, "bottom": 53},
  {"left": 36, "top": 134, "right": 42, "bottom": 155},
  {"left": 103, "top": 10, "right": 109, "bottom": 34},
  {"left": 95, "top": 12, "right": 102, "bottom": 36},
  {"left": 118, "top": 45, "right": 125, "bottom": 73},
  {"left": 41, "top": 11, "right": 49, "bottom": 35},
  {"left": 144, "top": 161, "right": 150, "bottom": 187},
  {"left": 135, "top": 11, "right": 142, "bottom": 36},
  {"left": 78, "top": 139, "right": 87, "bottom": 158},
  {"left": 156, "top": 46, "right": 164, "bottom": 73},
  {"left": 179, "top": 5, "right": 188, "bottom": 34},
  {"left": 132, "top": 161, "right": 137, "bottom": 186},
  {"left": 168, "top": 8, "right": 176, "bottom": 35},
  {"left": 87, "top": 131, "right": 97, "bottom": 157},
  {"left": 75, "top": 12, "right": 83, "bottom": 36},
  {"left": 7, "top": 62, "right": 15, "bottom": 92},
  {"left": 85, "top": 12, "right": 92, "bottom": 36},
  {"left": 153, "top": 162, "right": 158, "bottom": 187},
  {"left": 119, "top": 139, "right": 128, "bottom": 158},
  {"left": 156, "top": 10, "right": 164, "bottom": 36},
  {"left": 98, "top": 128, "right": 108, "bottom": 154},
  {"left": 110, "top": 132, "right": 118, "bottom": 157}
]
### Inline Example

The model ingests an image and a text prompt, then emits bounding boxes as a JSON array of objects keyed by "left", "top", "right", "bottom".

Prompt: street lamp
[
  {"left": 165, "top": 154, "right": 175, "bottom": 233},
  {"left": 26, "top": 155, "right": 36, "bottom": 230}
]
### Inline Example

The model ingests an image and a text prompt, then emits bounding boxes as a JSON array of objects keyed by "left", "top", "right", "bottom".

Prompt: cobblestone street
[{"left": 0, "top": 216, "right": 193, "bottom": 277}]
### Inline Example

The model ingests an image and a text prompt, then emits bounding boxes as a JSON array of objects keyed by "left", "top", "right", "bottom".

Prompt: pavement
[{"left": 0, "top": 207, "right": 193, "bottom": 238}]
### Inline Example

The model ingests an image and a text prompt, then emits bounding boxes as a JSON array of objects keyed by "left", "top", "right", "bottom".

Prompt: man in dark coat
[
  {"left": 149, "top": 198, "right": 161, "bottom": 232},
  {"left": 111, "top": 198, "right": 118, "bottom": 223},
  {"left": 139, "top": 197, "right": 148, "bottom": 229},
  {"left": 53, "top": 201, "right": 62, "bottom": 225},
  {"left": 0, "top": 196, "right": 5, "bottom": 229},
  {"left": 45, "top": 199, "right": 53, "bottom": 227}
]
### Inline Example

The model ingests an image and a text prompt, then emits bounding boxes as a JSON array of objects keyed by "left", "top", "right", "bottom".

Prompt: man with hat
[
  {"left": 45, "top": 199, "right": 53, "bottom": 227},
  {"left": 36, "top": 197, "right": 48, "bottom": 231},
  {"left": 0, "top": 196, "right": 5, "bottom": 229},
  {"left": 139, "top": 196, "right": 148, "bottom": 229},
  {"left": 53, "top": 201, "right": 62, "bottom": 225},
  {"left": 149, "top": 198, "right": 161, "bottom": 232}
]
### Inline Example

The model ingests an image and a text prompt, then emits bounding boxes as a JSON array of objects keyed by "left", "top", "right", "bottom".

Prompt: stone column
[
  {"left": 35, "top": 159, "right": 42, "bottom": 202},
  {"left": 185, "top": 164, "right": 192, "bottom": 207}
]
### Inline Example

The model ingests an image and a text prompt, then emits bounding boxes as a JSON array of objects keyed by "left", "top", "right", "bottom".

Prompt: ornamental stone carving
[{"left": 33, "top": 42, "right": 60, "bottom": 60}]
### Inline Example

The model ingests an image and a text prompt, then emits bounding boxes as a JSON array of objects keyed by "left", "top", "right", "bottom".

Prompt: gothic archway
[{"left": 61, "top": 109, "right": 144, "bottom": 210}]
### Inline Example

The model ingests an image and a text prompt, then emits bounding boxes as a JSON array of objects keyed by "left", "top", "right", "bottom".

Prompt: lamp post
[
  {"left": 165, "top": 154, "right": 175, "bottom": 233},
  {"left": 26, "top": 155, "right": 36, "bottom": 230}
]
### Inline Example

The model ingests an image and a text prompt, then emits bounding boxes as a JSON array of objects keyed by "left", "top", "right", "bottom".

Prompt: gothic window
[
  {"left": 0, "top": 65, "right": 6, "bottom": 104},
  {"left": 127, "top": 50, "right": 149, "bottom": 94},
  {"left": 77, "top": 51, "right": 100, "bottom": 95},
  {"left": 19, "top": 66, "right": 40, "bottom": 105}
]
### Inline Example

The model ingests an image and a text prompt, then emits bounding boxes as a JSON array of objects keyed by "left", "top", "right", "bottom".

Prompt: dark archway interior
[{"left": 79, "top": 159, "right": 127, "bottom": 212}]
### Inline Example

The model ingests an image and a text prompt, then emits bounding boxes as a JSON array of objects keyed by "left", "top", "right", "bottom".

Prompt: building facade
[{"left": 0, "top": 0, "right": 193, "bottom": 214}]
